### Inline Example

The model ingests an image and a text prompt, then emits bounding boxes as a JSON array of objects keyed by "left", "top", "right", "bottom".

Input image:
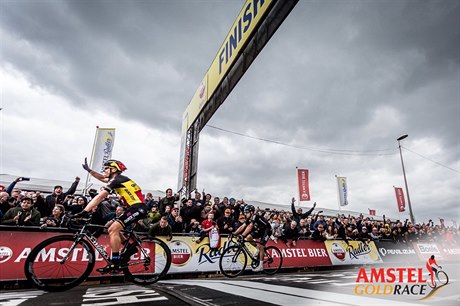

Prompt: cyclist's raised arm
[{"left": 82, "top": 157, "right": 109, "bottom": 183}]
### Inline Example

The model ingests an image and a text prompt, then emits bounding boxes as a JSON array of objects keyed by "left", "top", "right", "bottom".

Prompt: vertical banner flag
[
  {"left": 297, "top": 168, "right": 310, "bottom": 201},
  {"left": 90, "top": 128, "right": 116, "bottom": 173},
  {"left": 369, "top": 209, "right": 376, "bottom": 216},
  {"left": 394, "top": 187, "right": 406, "bottom": 212},
  {"left": 337, "top": 176, "right": 349, "bottom": 206}
]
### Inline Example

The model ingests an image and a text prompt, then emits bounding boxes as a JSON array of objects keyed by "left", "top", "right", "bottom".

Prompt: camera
[{"left": 20, "top": 177, "right": 30, "bottom": 181}]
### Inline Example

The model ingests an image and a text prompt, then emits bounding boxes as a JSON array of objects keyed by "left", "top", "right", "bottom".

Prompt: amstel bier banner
[{"left": 325, "top": 240, "right": 383, "bottom": 265}]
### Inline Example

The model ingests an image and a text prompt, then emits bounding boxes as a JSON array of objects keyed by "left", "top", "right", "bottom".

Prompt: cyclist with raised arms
[
  {"left": 233, "top": 204, "right": 272, "bottom": 272},
  {"left": 73, "top": 158, "right": 147, "bottom": 273}
]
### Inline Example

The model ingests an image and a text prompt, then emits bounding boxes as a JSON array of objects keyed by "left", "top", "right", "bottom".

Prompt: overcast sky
[{"left": 1, "top": 0, "right": 459, "bottom": 224}]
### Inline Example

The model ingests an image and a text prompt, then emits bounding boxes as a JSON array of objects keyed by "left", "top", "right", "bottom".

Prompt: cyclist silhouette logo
[{"left": 421, "top": 255, "right": 449, "bottom": 300}]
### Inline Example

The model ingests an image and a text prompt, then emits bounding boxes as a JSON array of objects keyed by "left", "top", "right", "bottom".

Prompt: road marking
[
  {"left": 164, "top": 279, "right": 424, "bottom": 306},
  {"left": 0, "top": 290, "right": 45, "bottom": 306},
  {"left": 82, "top": 285, "right": 167, "bottom": 306}
]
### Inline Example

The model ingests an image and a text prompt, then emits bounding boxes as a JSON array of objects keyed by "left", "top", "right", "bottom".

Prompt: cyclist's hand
[{"left": 82, "top": 157, "right": 92, "bottom": 173}]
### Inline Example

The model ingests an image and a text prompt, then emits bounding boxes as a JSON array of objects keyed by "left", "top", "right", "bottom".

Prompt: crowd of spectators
[{"left": 1, "top": 177, "right": 458, "bottom": 247}]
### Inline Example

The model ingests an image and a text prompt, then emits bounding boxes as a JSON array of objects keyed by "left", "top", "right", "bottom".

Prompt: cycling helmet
[
  {"left": 104, "top": 159, "right": 127, "bottom": 172},
  {"left": 244, "top": 204, "right": 255, "bottom": 213}
]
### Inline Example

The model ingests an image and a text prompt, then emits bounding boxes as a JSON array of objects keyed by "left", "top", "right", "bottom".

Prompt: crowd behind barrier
[{"left": 1, "top": 177, "right": 459, "bottom": 248}]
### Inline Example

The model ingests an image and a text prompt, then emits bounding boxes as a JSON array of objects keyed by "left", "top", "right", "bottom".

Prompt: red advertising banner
[
  {"left": 394, "top": 187, "right": 406, "bottom": 212},
  {"left": 266, "top": 239, "right": 332, "bottom": 267},
  {"left": 368, "top": 209, "right": 376, "bottom": 216},
  {"left": 297, "top": 168, "right": 310, "bottom": 201}
]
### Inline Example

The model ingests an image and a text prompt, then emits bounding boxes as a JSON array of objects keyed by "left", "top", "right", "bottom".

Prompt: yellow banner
[
  {"left": 325, "top": 240, "right": 383, "bottom": 265},
  {"left": 182, "top": 0, "right": 274, "bottom": 131},
  {"left": 208, "top": 0, "right": 273, "bottom": 97}
]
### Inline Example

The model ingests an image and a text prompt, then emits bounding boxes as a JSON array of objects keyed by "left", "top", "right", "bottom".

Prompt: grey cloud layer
[{"left": 2, "top": 0, "right": 458, "bottom": 221}]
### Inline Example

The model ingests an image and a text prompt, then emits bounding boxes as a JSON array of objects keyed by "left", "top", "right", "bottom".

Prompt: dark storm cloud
[
  {"left": 1, "top": 0, "right": 241, "bottom": 130},
  {"left": 209, "top": 0, "right": 459, "bottom": 151}
]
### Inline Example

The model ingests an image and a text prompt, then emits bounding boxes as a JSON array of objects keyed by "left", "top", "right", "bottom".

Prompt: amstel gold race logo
[
  {"left": 168, "top": 240, "right": 192, "bottom": 266},
  {"left": 354, "top": 255, "right": 449, "bottom": 301}
]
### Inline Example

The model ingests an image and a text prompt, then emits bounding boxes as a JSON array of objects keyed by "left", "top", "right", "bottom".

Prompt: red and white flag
[
  {"left": 297, "top": 168, "right": 310, "bottom": 201},
  {"left": 369, "top": 209, "right": 376, "bottom": 216},
  {"left": 394, "top": 187, "right": 406, "bottom": 212}
]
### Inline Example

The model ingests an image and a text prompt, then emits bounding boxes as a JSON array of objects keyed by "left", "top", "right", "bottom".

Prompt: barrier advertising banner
[
  {"left": 0, "top": 230, "right": 333, "bottom": 281},
  {"left": 375, "top": 241, "right": 418, "bottom": 263},
  {"left": 325, "top": 241, "right": 382, "bottom": 265}
]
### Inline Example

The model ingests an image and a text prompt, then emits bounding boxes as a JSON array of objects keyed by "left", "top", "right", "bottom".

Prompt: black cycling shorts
[
  {"left": 116, "top": 203, "right": 147, "bottom": 228},
  {"left": 251, "top": 227, "right": 272, "bottom": 244}
]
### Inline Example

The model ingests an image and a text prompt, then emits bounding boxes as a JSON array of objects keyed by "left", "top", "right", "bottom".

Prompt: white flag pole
[{"left": 83, "top": 126, "right": 99, "bottom": 196}]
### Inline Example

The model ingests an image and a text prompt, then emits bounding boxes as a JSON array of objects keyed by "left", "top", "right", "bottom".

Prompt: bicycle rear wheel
[
  {"left": 219, "top": 245, "right": 247, "bottom": 278},
  {"left": 24, "top": 235, "right": 95, "bottom": 292},
  {"left": 263, "top": 246, "right": 282, "bottom": 275},
  {"left": 437, "top": 271, "right": 449, "bottom": 285},
  {"left": 122, "top": 238, "right": 171, "bottom": 284}
]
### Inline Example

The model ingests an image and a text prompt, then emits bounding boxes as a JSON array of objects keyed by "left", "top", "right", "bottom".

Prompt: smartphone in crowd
[{"left": 20, "top": 177, "right": 31, "bottom": 181}]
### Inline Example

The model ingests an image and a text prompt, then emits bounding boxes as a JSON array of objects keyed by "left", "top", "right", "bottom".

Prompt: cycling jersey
[
  {"left": 245, "top": 214, "right": 272, "bottom": 244},
  {"left": 104, "top": 174, "right": 145, "bottom": 206},
  {"left": 245, "top": 214, "right": 270, "bottom": 231}
]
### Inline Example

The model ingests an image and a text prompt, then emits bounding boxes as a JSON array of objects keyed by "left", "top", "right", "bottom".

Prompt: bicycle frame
[
  {"left": 230, "top": 236, "right": 263, "bottom": 262},
  {"left": 62, "top": 219, "right": 149, "bottom": 266}
]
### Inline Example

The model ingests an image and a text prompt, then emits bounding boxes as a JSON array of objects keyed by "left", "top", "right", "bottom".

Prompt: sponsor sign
[
  {"left": 394, "top": 187, "right": 406, "bottom": 212},
  {"left": 375, "top": 241, "right": 418, "bottom": 263},
  {"left": 325, "top": 241, "right": 382, "bottom": 265},
  {"left": 414, "top": 243, "right": 442, "bottom": 259},
  {"left": 274, "top": 240, "right": 331, "bottom": 267},
  {"left": 297, "top": 168, "right": 310, "bottom": 201},
  {"left": 90, "top": 128, "right": 115, "bottom": 173},
  {"left": 439, "top": 243, "right": 460, "bottom": 261},
  {"left": 336, "top": 176, "right": 349, "bottom": 206}
]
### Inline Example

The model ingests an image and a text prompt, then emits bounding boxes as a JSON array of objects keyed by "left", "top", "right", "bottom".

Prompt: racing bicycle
[
  {"left": 219, "top": 234, "right": 283, "bottom": 278},
  {"left": 24, "top": 216, "right": 171, "bottom": 291},
  {"left": 427, "top": 266, "right": 449, "bottom": 288}
]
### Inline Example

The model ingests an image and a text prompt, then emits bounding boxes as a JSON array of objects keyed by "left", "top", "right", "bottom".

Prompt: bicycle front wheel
[
  {"left": 122, "top": 237, "right": 171, "bottom": 285},
  {"left": 24, "top": 235, "right": 95, "bottom": 292},
  {"left": 437, "top": 271, "right": 449, "bottom": 285},
  {"left": 219, "top": 245, "right": 247, "bottom": 278},
  {"left": 263, "top": 246, "right": 282, "bottom": 275}
]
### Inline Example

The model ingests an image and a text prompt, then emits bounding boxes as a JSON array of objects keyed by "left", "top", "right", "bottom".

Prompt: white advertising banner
[
  {"left": 337, "top": 176, "right": 349, "bottom": 207},
  {"left": 90, "top": 128, "right": 115, "bottom": 173}
]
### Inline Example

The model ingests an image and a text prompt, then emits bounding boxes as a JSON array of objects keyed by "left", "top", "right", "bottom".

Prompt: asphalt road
[{"left": 1, "top": 263, "right": 458, "bottom": 306}]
